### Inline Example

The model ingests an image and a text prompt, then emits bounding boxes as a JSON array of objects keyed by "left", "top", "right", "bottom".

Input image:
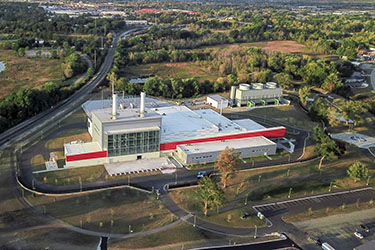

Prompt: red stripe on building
[
  {"left": 160, "top": 127, "right": 286, "bottom": 151},
  {"left": 66, "top": 151, "right": 107, "bottom": 162}
]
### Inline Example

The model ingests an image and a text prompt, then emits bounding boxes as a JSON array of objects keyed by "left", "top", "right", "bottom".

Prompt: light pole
[
  {"left": 245, "top": 196, "right": 248, "bottom": 206},
  {"left": 79, "top": 177, "right": 82, "bottom": 192},
  {"left": 254, "top": 225, "right": 257, "bottom": 239},
  {"left": 258, "top": 175, "right": 262, "bottom": 183},
  {"left": 329, "top": 181, "right": 333, "bottom": 192},
  {"left": 32, "top": 179, "right": 35, "bottom": 190},
  {"left": 288, "top": 187, "right": 293, "bottom": 198},
  {"left": 193, "top": 215, "right": 196, "bottom": 227},
  {"left": 367, "top": 176, "right": 371, "bottom": 186},
  {"left": 287, "top": 169, "right": 290, "bottom": 177},
  {"left": 175, "top": 172, "right": 177, "bottom": 185}
]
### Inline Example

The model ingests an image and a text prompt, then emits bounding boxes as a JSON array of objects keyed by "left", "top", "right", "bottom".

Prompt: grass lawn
[
  {"left": 283, "top": 201, "right": 375, "bottom": 223},
  {"left": 24, "top": 187, "right": 174, "bottom": 234},
  {"left": 200, "top": 208, "right": 267, "bottom": 228},
  {"left": 31, "top": 154, "right": 46, "bottom": 172},
  {"left": 60, "top": 108, "right": 88, "bottom": 127},
  {"left": 44, "top": 128, "right": 91, "bottom": 150},
  {"left": 0, "top": 49, "right": 64, "bottom": 98},
  {"left": 34, "top": 165, "right": 106, "bottom": 185},
  {"left": 123, "top": 62, "right": 219, "bottom": 82},
  {"left": 245, "top": 104, "right": 320, "bottom": 131},
  {"left": 110, "top": 221, "right": 277, "bottom": 249},
  {"left": 171, "top": 145, "right": 374, "bottom": 218}
]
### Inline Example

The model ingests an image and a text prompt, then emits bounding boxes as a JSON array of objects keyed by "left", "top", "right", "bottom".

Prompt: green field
[
  {"left": 123, "top": 62, "right": 219, "bottom": 82},
  {"left": 0, "top": 49, "right": 64, "bottom": 98}
]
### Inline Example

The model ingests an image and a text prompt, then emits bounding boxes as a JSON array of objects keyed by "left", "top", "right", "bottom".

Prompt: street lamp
[
  {"left": 288, "top": 187, "right": 293, "bottom": 198},
  {"left": 254, "top": 225, "right": 257, "bottom": 239}
]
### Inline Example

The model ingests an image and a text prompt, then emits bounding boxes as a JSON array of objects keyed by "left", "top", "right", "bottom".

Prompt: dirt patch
[{"left": 261, "top": 40, "right": 307, "bottom": 53}]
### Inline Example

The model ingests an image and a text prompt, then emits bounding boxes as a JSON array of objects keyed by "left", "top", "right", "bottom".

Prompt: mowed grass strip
[
  {"left": 245, "top": 104, "right": 320, "bottom": 131},
  {"left": 44, "top": 128, "right": 91, "bottom": 150},
  {"left": 199, "top": 208, "right": 267, "bottom": 228},
  {"left": 283, "top": 201, "right": 375, "bottom": 223},
  {"left": 25, "top": 188, "right": 173, "bottom": 234},
  {"left": 0, "top": 49, "right": 64, "bottom": 98},
  {"left": 31, "top": 154, "right": 46, "bottom": 172}
]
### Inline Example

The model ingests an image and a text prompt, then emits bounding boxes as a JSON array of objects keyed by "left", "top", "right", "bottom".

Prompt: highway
[{"left": 0, "top": 27, "right": 144, "bottom": 152}]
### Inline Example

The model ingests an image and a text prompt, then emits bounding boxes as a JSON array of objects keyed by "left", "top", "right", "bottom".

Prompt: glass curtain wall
[{"left": 106, "top": 130, "right": 160, "bottom": 157}]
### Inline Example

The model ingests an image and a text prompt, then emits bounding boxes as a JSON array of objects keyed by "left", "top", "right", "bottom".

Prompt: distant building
[
  {"left": 206, "top": 95, "right": 229, "bottom": 109},
  {"left": 230, "top": 82, "right": 282, "bottom": 107}
]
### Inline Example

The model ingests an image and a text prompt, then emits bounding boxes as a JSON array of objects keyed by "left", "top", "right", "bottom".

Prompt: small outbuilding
[{"left": 206, "top": 95, "right": 228, "bottom": 109}]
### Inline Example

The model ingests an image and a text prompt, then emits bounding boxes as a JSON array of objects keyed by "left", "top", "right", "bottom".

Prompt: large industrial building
[
  {"left": 230, "top": 82, "right": 283, "bottom": 107},
  {"left": 64, "top": 92, "right": 286, "bottom": 167}
]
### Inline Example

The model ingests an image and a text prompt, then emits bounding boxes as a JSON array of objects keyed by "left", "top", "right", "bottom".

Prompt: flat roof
[
  {"left": 82, "top": 96, "right": 172, "bottom": 119},
  {"left": 92, "top": 107, "right": 160, "bottom": 123},
  {"left": 233, "top": 119, "right": 265, "bottom": 131},
  {"left": 177, "top": 136, "right": 275, "bottom": 155},
  {"left": 154, "top": 106, "right": 264, "bottom": 143},
  {"left": 207, "top": 95, "right": 227, "bottom": 102},
  {"left": 64, "top": 142, "right": 102, "bottom": 156}
]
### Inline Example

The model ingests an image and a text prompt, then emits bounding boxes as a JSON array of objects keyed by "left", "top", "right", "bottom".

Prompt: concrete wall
[
  {"left": 103, "top": 116, "right": 162, "bottom": 134},
  {"left": 177, "top": 143, "right": 277, "bottom": 165},
  {"left": 235, "top": 88, "right": 282, "bottom": 106},
  {"left": 91, "top": 113, "right": 103, "bottom": 148},
  {"left": 65, "top": 157, "right": 107, "bottom": 167},
  {"left": 107, "top": 151, "right": 160, "bottom": 164},
  {"left": 206, "top": 97, "right": 229, "bottom": 109}
]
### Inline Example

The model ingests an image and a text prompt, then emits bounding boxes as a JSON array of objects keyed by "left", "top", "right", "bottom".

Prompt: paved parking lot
[
  {"left": 253, "top": 188, "right": 375, "bottom": 218},
  {"left": 294, "top": 208, "right": 375, "bottom": 250}
]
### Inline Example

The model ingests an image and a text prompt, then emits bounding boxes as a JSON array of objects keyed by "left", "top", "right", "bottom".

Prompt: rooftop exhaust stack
[
  {"left": 112, "top": 92, "right": 118, "bottom": 120},
  {"left": 140, "top": 92, "right": 145, "bottom": 118}
]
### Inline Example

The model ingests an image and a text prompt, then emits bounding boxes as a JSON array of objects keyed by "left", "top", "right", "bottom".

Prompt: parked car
[
  {"left": 354, "top": 231, "right": 364, "bottom": 239},
  {"left": 360, "top": 224, "right": 370, "bottom": 232},
  {"left": 197, "top": 171, "right": 209, "bottom": 179}
]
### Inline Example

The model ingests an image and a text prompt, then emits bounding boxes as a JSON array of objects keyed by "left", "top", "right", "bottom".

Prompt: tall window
[{"left": 106, "top": 130, "right": 160, "bottom": 157}]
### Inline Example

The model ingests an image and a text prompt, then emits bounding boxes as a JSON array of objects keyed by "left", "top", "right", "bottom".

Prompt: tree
[
  {"left": 342, "top": 100, "right": 367, "bottom": 128},
  {"left": 299, "top": 86, "right": 311, "bottom": 106},
  {"left": 347, "top": 162, "right": 368, "bottom": 183},
  {"left": 322, "top": 73, "right": 343, "bottom": 92},
  {"left": 313, "top": 126, "right": 341, "bottom": 169},
  {"left": 216, "top": 147, "right": 240, "bottom": 188},
  {"left": 196, "top": 177, "right": 225, "bottom": 216},
  {"left": 274, "top": 73, "right": 292, "bottom": 90}
]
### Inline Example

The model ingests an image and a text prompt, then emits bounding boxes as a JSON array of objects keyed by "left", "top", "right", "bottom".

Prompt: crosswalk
[{"left": 253, "top": 187, "right": 375, "bottom": 216}]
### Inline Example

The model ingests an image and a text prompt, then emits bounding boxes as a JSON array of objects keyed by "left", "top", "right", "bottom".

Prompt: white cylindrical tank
[
  {"left": 239, "top": 83, "right": 251, "bottom": 90},
  {"left": 252, "top": 83, "right": 264, "bottom": 89},
  {"left": 266, "top": 82, "right": 277, "bottom": 89},
  {"left": 230, "top": 86, "right": 237, "bottom": 100},
  {"left": 112, "top": 93, "right": 118, "bottom": 120},
  {"left": 140, "top": 92, "right": 145, "bottom": 117}
]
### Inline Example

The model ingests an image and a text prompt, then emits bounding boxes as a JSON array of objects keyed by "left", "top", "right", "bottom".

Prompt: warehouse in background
[{"left": 64, "top": 92, "right": 287, "bottom": 168}]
